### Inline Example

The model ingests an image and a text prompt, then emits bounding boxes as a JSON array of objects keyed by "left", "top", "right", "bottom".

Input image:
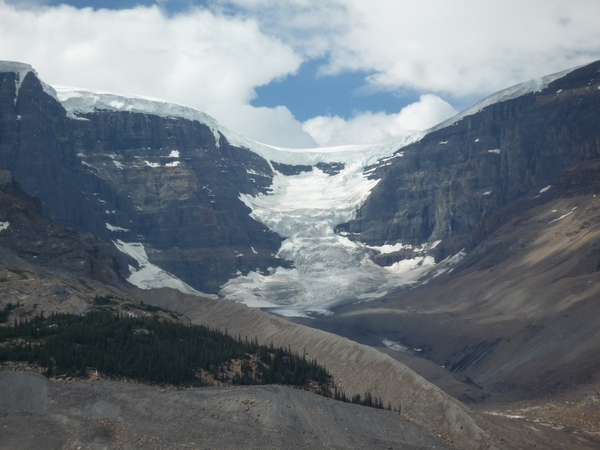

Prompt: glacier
[
  {"left": 219, "top": 141, "right": 447, "bottom": 315},
  {"left": 43, "top": 67, "right": 577, "bottom": 315}
]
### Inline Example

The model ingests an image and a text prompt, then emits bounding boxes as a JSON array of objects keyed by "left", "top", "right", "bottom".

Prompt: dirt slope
[
  {"left": 0, "top": 371, "right": 455, "bottom": 450},
  {"left": 140, "top": 288, "right": 552, "bottom": 449}
]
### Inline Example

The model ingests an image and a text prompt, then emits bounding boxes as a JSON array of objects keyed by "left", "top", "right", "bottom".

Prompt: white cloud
[
  {"left": 303, "top": 94, "right": 458, "bottom": 147},
  {"left": 2, "top": 0, "right": 600, "bottom": 148},
  {"left": 224, "top": 0, "right": 600, "bottom": 97},
  {"left": 0, "top": 0, "right": 316, "bottom": 147},
  {"left": 209, "top": 103, "right": 317, "bottom": 147}
]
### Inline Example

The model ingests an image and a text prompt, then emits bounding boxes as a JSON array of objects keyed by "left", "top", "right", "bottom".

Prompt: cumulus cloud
[
  {"left": 0, "top": 0, "right": 316, "bottom": 147},
  {"left": 210, "top": 103, "right": 317, "bottom": 147},
  {"left": 224, "top": 0, "right": 600, "bottom": 97},
  {"left": 303, "top": 94, "right": 458, "bottom": 147},
  {"left": 2, "top": 0, "right": 600, "bottom": 148}
]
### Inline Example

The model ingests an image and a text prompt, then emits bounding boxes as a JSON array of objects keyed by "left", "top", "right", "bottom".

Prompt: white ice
[
  {"left": 430, "top": 66, "right": 578, "bottom": 132},
  {"left": 54, "top": 87, "right": 222, "bottom": 145},
  {"left": 220, "top": 157, "right": 448, "bottom": 312}
]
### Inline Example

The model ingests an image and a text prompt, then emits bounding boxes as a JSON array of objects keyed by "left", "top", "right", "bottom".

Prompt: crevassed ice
[{"left": 219, "top": 143, "right": 446, "bottom": 312}]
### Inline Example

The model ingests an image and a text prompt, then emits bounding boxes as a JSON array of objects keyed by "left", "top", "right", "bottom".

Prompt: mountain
[
  {"left": 0, "top": 62, "right": 288, "bottom": 295},
  {"left": 1, "top": 59, "right": 600, "bottom": 449},
  {"left": 4, "top": 60, "right": 598, "bottom": 310},
  {"left": 341, "top": 60, "right": 600, "bottom": 262}
]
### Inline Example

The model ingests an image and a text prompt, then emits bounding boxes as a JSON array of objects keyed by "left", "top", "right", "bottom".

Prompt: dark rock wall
[
  {"left": 0, "top": 169, "right": 123, "bottom": 286},
  {"left": 342, "top": 61, "right": 600, "bottom": 255},
  {"left": 0, "top": 70, "right": 287, "bottom": 293}
]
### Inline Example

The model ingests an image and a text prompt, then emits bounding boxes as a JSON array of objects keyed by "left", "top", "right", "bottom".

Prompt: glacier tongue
[{"left": 219, "top": 146, "right": 441, "bottom": 314}]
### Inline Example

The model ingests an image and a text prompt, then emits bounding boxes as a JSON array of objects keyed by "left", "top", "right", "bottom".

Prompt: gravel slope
[
  {"left": 140, "top": 289, "right": 545, "bottom": 449},
  {"left": 0, "top": 371, "right": 455, "bottom": 450}
]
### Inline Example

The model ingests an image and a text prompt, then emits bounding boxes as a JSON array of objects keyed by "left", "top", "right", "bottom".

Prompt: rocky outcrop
[
  {"left": 341, "top": 60, "right": 600, "bottom": 260},
  {"left": 0, "top": 169, "right": 123, "bottom": 286},
  {"left": 0, "top": 68, "right": 288, "bottom": 293}
]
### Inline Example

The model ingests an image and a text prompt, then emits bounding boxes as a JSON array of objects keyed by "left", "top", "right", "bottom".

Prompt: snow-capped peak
[
  {"left": 0, "top": 61, "right": 61, "bottom": 106},
  {"left": 430, "top": 66, "right": 578, "bottom": 132},
  {"left": 55, "top": 87, "right": 224, "bottom": 145},
  {"left": 53, "top": 85, "right": 422, "bottom": 167}
]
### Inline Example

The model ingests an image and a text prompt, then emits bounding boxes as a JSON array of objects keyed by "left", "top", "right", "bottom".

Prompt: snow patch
[
  {"left": 246, "top": 168, "right": 270, "bottom": 177},
  {"left": 488, "top": 149, "right": 501, "bottom": 154},
  {"left": 384, "top": 256, "right": 436, "bottom": 274},
  {"left": 165, "top": 161, "right": 180, "bottom": 167},
  {"left": 145, "top": 161, "right": 160, "bottom": 168},
  {"left": 364, "top": 240, "right": 441, "bottom": 255},
  {"left": 382, "top": 339, "right": 410, "bottom": 352},
  {"left": 106, "top": 223, "right": 129, "bottom": 232},
  {"left": 167, "top": 150, "right": 180, "bottom": 158},
  {"left": 367, "top": 243, "right": 411, "bottom": 254},
  {"left": 482, "top": 191, "right": 492, "bottom": 195},
  {"left": 0, "top": 222, "right": 9, "bottom": 232},
  {"left": 540, "top": 185, "right": 551, "bottom": 193},
  {"left": 113, "top": 240, "right": 216, "bottom": 298},
  {"left": 378, "top": 152, "right": 404, "bottom": 163},
  {"left": 549, "top": 211, "right": 573, "bottom": 224}
]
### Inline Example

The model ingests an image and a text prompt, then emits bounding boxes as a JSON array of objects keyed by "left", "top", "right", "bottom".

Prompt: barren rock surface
[
  {"left": 0, "top": 371, "right": 455, "bottom": 450},
  {"left": 140, "top": 289, "right": 553, "bottom": 450}
]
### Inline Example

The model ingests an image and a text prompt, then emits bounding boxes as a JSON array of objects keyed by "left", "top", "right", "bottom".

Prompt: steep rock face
[
  {"left": 342, "top": 60, "right": 600, "bottom": 257},
  {"left": 0, "top": 69, "right": 287, "bottom": 293},
  {"left": 0, "top": 169, "right": 123, "bottom": 286}
]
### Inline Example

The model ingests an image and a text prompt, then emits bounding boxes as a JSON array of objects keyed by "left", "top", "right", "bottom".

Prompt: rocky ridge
[{"left": 342, "top": 60, "right": 600, "bottom": 264}]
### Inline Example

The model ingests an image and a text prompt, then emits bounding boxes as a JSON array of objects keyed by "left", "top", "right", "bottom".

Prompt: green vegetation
[
  {"left": 92, "top": 295, "right": 118, "bottom": 306},
  {"left": 331, "top": 387, "right": 399, "bottom": 412},
  {"left": 0, "top": 303, "right": 20, "bottom": 324},
  {"left": 0, "top": 309, "right": 329, "bottom": 388},
  {"left": 0, "top": 308, "right": 400, "bottom": 412}
]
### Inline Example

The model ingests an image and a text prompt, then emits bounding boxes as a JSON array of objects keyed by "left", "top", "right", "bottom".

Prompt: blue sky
[{"left": 2, "top": 0, "right": 600, "bottom": 147}]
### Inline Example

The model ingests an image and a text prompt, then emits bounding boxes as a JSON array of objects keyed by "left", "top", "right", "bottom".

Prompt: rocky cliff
[
  {"left": 341, "top": 60, "right": 600, "bottom": 262},
  {"left": 0, "top": 168, "right": 123, "bottom": 286},
  {"left": 0, "top": 66, "right": 288, "bottom": 293}
]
